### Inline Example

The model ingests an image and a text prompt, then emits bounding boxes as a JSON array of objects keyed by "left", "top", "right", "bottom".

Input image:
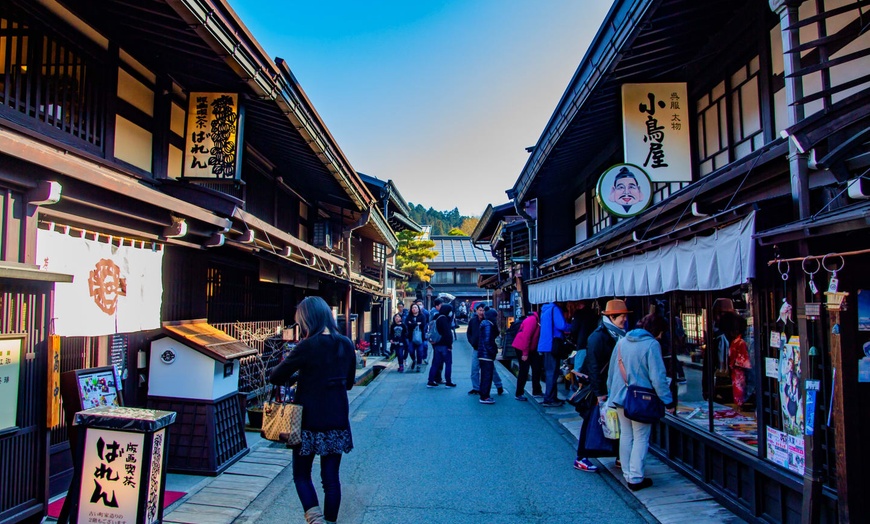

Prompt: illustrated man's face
[{"left": 609, "top": 174, "right": 643, "bottom": 206}]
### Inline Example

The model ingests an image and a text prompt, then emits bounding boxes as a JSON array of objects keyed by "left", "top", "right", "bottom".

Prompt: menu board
[
  {"left": 77, "top": 367, "right": 122, "bottom": 409},
  {"left": 0, "top": 335, "right": 24, "bottom": 433}
]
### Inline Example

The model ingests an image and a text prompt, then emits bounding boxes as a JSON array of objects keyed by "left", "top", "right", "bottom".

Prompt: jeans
[
  {"left": 470, "top": 349, "right": 503, "bottom": 390},
  {"left": 616, "top": 407, "right": 652, "bottom": 484},
  {"left": 292, "top": 450, "right": 343, "bottom": 522},
  {"left": 543, "top": 352, "right": 561, "bottom": 403},
  {"left": 408, "top": 342, "right": 425, "bottom": 367},
  {"left": 479, "top": 359, "right": 495, "bottom": 399},
  {"left": 393, "top": 343, "right": 408, "bottom": 368},
  {"left": 428, "top": 345, "right": 452, "bottom": 383},
  {"left": 515, "top": 351, "right": 543, "bottom": 396}
]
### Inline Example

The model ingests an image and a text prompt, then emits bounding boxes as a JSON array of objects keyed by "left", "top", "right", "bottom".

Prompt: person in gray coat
[{"left": 605, "top": 313, "right": 675, "bottom": 491}]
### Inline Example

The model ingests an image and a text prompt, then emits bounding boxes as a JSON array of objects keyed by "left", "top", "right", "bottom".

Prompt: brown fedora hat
[{"left": 602, "top": 299, "right": 631, "bottom": 316}]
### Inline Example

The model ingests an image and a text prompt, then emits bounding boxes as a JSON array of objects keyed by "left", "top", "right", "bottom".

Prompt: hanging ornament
[
  {"left": 832, "top": 323, "right": 840, "bottom": 335},
  {"left": 809, "top": 345, "right": 818, "bottom": 356},
  {"left": 779, "top": 298, "right": 793, "bottom": 324},
  {"left": 802, "top": 257, "right": 820, "bottom": 296},
  {"left": 822, "top": 253, "right": 844, "bottom": 293}
]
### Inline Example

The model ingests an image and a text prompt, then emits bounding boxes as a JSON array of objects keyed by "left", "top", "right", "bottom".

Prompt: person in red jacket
[{"left": 511, "top": 311, "right": 543, "bottom": 401}]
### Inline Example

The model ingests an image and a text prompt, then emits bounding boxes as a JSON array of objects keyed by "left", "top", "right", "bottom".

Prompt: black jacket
[
  {"left": 389, "top": 322, "right": 407, "bottom": 345},
  {"left": 269, "top": 333, "right": 356, "bottom": 432},
  {"left": 466, "top": 314, "right": 482, "bottom": 350},
  {"left": 405, "top": 313, "right": 426, "bottom": 344},
  {"left": 477, "top": 309, "right": 500, "bottom": 360},
  {"left": 580, "top": 322, "right": 617, "bottom": 397},
  {"left": 433, "top": 304, "right": 454, "bottom": 347}
]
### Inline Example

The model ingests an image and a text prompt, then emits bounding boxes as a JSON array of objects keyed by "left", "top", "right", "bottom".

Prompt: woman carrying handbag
[
  {"left": 605, "top": 313, "right": 675, "bottom": 491},
  {"left": 269, "top": 297, "right": 357, "bottom": 524}
]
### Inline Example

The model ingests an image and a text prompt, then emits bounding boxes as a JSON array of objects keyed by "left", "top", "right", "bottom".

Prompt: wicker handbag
[{"left": 261, "top": 388, "right": 303, "bottom": 445}]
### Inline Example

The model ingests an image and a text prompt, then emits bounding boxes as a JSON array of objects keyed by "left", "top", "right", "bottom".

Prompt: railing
[{"left": 212, "top": 321, "right": 288, "bottom": 398}]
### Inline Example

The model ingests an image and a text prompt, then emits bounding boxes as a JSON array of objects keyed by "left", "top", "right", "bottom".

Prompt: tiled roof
[{"left": 430, "top": 236, "right": 495, "bottom": 264}]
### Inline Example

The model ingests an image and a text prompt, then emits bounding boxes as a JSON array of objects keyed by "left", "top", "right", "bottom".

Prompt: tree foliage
[
  {"left": 447, "top": 227, "right": 465, "bottom": 236},
  {"left": 396, "top": 230, "right": 437, "bottom": 283},
  {"left": 459, "top": 217, "right": 480, "bottom": 236},
  {"left": 407, "top": 204, "right": 478, "bottom": 235}
]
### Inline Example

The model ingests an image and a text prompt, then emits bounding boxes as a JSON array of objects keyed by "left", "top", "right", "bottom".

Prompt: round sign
[
  {"left": 596, "top": 163, "right": 653, "bottom": 218},
  {"left": 160, "top": 348, "right": 177, "bottom": 364}
]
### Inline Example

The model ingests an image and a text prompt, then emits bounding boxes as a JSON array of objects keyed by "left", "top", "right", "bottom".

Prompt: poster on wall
[
  {"left": 859, "top": 289, "right": 870, "bottom": 331},
  {"left": 37, "top": 229, "right": 164, "bottom": 337},
  {"left": 621, "top": 83, "right": 691, "bottom": 182},
  {"left": 766, "top": 427, "right": 789, "bottom": 468},
  {"left": 779, "top": 336, "right": 804, "bottom": 436},
  {"left": 183, "top": 92, "right": 241, "bottom": 179},
  {"left": 0, "top": 335, "right": 24, "bottom": 434}
]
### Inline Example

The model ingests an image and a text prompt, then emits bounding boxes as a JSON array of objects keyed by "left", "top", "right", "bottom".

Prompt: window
[
  {"left": 0, "top": 11, "right": 106, "bottom": 150},
  {"left": 696, "top": 57, "right": 765, "bottom": 177},
  {"left": 430, "top": 271, "right": 454, "bottom": 285},
  {"left": 590, "top": 186, "right": 610, "bottom": 235},
  {"left": 455, "top": 270, "right": 475, "bottom": 284},
  {"left": 373, "top": 242, "right": 385, "bottom": 265},
  {"left": 574, "top": 193, "right": 588, "bottom": 243}
]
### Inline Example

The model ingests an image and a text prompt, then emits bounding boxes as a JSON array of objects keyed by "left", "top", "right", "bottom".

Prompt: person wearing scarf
[{"left": 573, "top": 299, "right": 630, "bottom": 473}]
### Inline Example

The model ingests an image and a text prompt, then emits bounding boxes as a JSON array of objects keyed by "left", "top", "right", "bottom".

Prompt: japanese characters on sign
[
  {"left": 145, "top": 429, "right": 166, "bottom": 524},
  {"left": 0, "top": 335, "right": 24, "bottom": 433},
  {"left": 183, "top": 92, "right": 241, "bottom": 179},
  {"left": 48, "top": 334, "right": 61, "bottom": 428},
  {"left": 78, "top": 429, "right": 146, "bottom": 524},
  {"left": 621, "top": 83, "right": 691, "bottom": 182}
]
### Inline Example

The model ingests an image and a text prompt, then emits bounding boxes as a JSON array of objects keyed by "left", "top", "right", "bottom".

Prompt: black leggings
[{"left": 292, "top": 450, "right": 343, "bottom": 522}]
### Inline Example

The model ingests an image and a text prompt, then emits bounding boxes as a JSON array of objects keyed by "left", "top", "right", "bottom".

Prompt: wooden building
[
  {"left": 0, "top": 0, "right": 396, "bottom": 522},
  {"left": 492, "top": 1, "right": 870, "bottom": 522}
]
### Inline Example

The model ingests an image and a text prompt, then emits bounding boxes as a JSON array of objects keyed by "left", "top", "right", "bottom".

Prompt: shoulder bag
[
  {"left": 550, "top": 307, "right": 573, "bottom": 360},
  {"left": 261, "top": 385, "right": 303, "bottom": 445},
  {"left": 617, "top": 343, "right": 665, "bottom": 423}
]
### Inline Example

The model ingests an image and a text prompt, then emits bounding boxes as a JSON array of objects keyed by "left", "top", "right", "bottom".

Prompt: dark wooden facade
[
  {"left": 491, "top": 1, "right": 870, "bottom": 522},
  {"left": 0, "top": 1, "right": 397, "bottom": 521}
]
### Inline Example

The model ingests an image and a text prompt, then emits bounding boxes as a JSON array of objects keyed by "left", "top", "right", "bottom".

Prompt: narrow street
[{"left": 240, "top": 328, "right": 652, "bottom": 524}]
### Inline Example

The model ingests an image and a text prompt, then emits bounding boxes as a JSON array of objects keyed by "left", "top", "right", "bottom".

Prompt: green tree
[
  {"left": 396, "top": 230, "right": 438, "bottom": 284},
  {"left": 447, "top": 227, "right": 465, "bottom": 236}
]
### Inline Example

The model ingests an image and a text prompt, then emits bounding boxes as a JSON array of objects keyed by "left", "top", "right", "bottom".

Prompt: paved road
[{"left": 243, "top": 329, "right": 653, "bottom": 524}]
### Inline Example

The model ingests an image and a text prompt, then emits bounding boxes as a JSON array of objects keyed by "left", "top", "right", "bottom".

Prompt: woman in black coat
[
  {"left": 269, "top": 296, "right": 356, "bottom": 524},
  {"left": 389, "top": 313, "right": 409, "bottom": 372}
]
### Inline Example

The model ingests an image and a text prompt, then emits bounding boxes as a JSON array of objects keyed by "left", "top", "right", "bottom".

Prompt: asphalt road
[{"left": 244, "top": 329, "right": 653, "bottom": 524}]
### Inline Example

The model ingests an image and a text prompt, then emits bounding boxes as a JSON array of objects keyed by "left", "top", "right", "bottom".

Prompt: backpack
[
  {"left": 412, "top": 325, "right": 423, "bottom": 345},
  {"left": 427, "top": 317, "right": 441, "bottom": 345}
]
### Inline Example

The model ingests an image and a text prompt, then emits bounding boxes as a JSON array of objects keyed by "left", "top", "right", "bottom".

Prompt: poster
[
  {"left": 0, "top": 335, "right": 24, "bottom": 433},
  {"left": 858, "top": 289, "right": 870, "bottom": 331},
  {"left": 766, "top": 427, "right": 789, "bottom": 468},
  {"left": 765, "top": 357, "right": 779, "bottom": 378},
  {"left": 787, "top": 434, "right": 805, "bottom": 474},
  {"left": 77, "top": 429, "right": 146, "bottom": 524},
  {"left": 779, "top": 337, "right": 804, "bottom": 436}
]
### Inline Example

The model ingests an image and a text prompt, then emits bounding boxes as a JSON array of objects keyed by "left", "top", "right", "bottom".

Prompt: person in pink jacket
[{"left": 512, "top": 311, "right": 543, "bottom": 401}]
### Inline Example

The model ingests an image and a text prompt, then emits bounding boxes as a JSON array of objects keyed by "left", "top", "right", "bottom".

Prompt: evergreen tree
[{"left": 396, "top": 230, "right": 437, "bottom": 286}]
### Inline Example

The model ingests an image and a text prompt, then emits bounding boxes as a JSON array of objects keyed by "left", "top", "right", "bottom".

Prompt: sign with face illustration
[{"left": 596, "top": 163, "right": 653, "bottom": 218}]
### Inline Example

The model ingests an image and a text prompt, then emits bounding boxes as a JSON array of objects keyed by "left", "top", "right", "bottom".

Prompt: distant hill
[{"left": 407, "top": 204, "right": 479, "bottom": 236}]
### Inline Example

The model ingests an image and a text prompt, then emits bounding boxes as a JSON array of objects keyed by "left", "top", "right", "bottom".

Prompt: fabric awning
[{"left": 528, "top": 212, "right": 756, "bottom": 304}]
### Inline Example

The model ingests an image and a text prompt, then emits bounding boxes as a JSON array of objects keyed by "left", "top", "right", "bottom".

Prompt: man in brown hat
[{"left": 573, "top": 299, "right": 631, "bottom": 472}]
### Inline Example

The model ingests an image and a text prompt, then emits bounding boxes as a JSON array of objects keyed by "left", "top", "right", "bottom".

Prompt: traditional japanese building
[
  {"left": 426, "top": 235, "right": 496, "bottom": 307},
  {"left": 498, "top": 1, "right": 870, "bottom": 522},
  {"left": 0, "top": 0, "right": 396, "bottom": 521}
]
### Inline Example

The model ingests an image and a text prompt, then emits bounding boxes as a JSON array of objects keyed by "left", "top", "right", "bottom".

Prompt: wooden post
[{"left": 825, "top": 291, "right": 849, "bottom": 523}]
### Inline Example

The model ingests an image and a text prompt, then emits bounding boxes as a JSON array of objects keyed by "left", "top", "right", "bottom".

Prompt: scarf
[{"left": 601, "top": 316, "right": 626, "bottom": 341}]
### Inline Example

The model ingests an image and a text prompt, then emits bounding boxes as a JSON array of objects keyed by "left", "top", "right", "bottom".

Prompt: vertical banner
[
  {"left": 37, "top": 229, "right": 164, "bottom": 337},
  {"left": 622, "top": 83, "right": 691, "bottom": 182},
  {"left": 47, "top": 334, "right": 61, "bottom": 428},
  {"left": 183, "top": 92, "right": 240, "bottom": 179},
  {"left": 145, "top": 428, "right": 166, "bottom": 524}
]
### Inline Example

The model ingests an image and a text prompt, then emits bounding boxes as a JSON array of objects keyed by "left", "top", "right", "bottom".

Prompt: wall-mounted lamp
[{"left": 27, "top": 180, "right": 62, "bottom": 205}]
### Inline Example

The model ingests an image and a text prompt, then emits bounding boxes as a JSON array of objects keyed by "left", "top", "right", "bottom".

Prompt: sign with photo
[
  {"left": 596, "top": 164, "right": 653, "bottom": 218},
  {"left": 183, "top": 92, "right": 241, "bottom": 179},
  {"left": 622, "top": 83, "right": 691, "bottom": 182}
]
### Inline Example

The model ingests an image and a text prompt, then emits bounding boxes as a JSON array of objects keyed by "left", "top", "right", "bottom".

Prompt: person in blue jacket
[{"left": 537, "top": 302, "right": 568, "bottom": 407}]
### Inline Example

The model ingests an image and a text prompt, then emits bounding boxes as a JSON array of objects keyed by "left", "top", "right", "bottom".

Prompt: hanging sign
[
  {"left": 37, "top": 229, "right": 164, "bottom": 337},
  {"left": 621, "top": 83, "right": 691, "bottom": 182},
  {"left": 183, "top": 92, "right": 241, "bottom": 179},
  {"left": 596, "top": 163, "right": 653, "bottom": 218},
  {"left": 0, "top": 335, "right": 25, "bottom": 434},
  {"left": 48, "top": 335, "right": 61, "bottom": 428},
  {"left": 78, "top": 429, "right": 146, "bottom": 524}
]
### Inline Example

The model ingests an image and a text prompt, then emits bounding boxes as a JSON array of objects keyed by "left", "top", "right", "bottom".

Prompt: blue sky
[{"left": 231, "top": 0, "right": 613, "bottom": 216}]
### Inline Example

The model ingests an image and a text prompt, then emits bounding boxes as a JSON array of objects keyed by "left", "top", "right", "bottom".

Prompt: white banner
[
  {"left": 622, "top": 83, "right": 691, "bottom": 182},
  {"left": 37, "top": 229, "right": 164, "bottom": 336}
]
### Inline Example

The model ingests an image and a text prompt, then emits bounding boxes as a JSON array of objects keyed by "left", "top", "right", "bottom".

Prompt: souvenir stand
[{"left": 147, "top": 320, "right": 256, "bottom": 475}]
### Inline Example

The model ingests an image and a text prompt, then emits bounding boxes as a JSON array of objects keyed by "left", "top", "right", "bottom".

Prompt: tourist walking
[
  {"left": 605, "top": 313, "right": 675, "bottom": 491},
  {"left": 574, "top": 299, "right": 629, "bottom": 472},
  {"left": 405, "top": 303, "right": 427, "bottom": 372},
  {"left": 477, "top": 308, "right": 500, "bottom": 404},
  {"left": 511, "top": 310, "right": 543, "bottom": 401},
  {"left": 427, "top": 300, "right": 456, "bottom": 388},
  {"left": 389, "top": 314, "right": 409, "bottom": 372},
  {"left": 268, "top": 296, "right": 357, "bottom": 524},
  {"left": 538, "top": 302, "right": 568, "bottom": 407},
  {"left": 467, "top": 304, "right": 504, "bottom": 396}
]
